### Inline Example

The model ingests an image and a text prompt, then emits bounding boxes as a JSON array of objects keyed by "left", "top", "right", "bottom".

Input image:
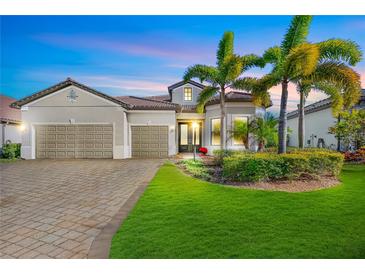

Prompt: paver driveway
[{"left": 0, "top": 159, "right": 163, "bottom": 259}]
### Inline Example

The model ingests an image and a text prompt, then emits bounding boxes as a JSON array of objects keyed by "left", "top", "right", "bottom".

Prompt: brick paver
[{"left": 0, "top": 159, "right": 162, "bottom": 258}]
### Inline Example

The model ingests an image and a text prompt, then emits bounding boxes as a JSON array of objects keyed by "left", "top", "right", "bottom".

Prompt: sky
[{"left": 1, "top": 15, "right": 365, "bottom": 113}]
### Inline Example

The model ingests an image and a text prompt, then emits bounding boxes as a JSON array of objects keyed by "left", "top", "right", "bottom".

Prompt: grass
[
  {"left": 110, "top": 163, "right": 365, "bottom": 258},
  {"left": 0, "top": 158, "right": 19, "bottom": 163}
]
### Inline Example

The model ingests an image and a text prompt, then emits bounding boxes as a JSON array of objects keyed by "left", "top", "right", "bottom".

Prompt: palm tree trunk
[
  {"left": 278, "top": 79, "right": 289, "bottom": 154},
  {"left": 220, "top": 87, "right": 226, "bottom": 151},
  {"left": 298, "top": 90, "right": 305, "bottom": 149},
  {"left": 336, "top": 114, "right": 341, "bottom": 151}
]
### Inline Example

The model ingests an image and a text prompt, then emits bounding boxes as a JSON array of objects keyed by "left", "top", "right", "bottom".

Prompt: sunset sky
[{"left": 1, "top": 15, "right": 365, "bottom": 113}]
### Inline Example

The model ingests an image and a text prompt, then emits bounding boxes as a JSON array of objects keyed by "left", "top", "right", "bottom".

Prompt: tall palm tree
[
  {"left": 258, "top": 15, "right": 316, "bottom": 153},
  {"left": 183, "top": 32, "right": 267, "bottom": 150},
  {"left": 296, "top": 39, "right": 362, "bottom": 148}
]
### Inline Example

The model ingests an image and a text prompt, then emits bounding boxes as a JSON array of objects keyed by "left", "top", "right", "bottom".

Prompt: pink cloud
[{"left": 33, "top": 33, "right": 213, "bottom": 62}]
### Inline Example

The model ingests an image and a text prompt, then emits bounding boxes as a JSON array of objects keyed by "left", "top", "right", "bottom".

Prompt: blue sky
[{"left": 1, "top": 15, "right": 365, "bottom": 112}]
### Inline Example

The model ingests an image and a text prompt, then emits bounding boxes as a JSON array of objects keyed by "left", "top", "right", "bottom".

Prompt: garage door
[
  {"left": 36, "top": 125, "right": 113, "bottom": 159},
  {"left": 131, "top": 126, "right": 168, "bottom": 158}
]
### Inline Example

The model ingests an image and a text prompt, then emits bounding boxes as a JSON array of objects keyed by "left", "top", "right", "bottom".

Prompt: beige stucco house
[{"left": 11, "top": 78, "right": 266, "bottom": 159}]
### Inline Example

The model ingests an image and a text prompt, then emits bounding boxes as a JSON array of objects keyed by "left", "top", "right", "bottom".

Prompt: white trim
[
  {"left": 210, "top": 117, "right": 221, "bottom": 146},
  {"left": 24, "top": 85, "right": 123, "bottom": 108}
]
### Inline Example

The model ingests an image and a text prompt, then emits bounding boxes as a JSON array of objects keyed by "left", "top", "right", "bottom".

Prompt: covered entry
[
  {"left": 36, "top": 124, "right": 113, "bottom": 159},
  {"left": 131, "top": 126, "right": 168, "bottom": 158}
]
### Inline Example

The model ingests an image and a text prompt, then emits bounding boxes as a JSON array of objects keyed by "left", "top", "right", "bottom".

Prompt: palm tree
[
  {"left": 258, "top": 15, "right": 316, "bottom": 153},
  {"left": 183, "top": 32, "right": 267, "bottom": 150},
  {"left": 296, "top": 39, "right": 362, "bottom": 148},
  {"left": 250, "top": 113, "right": 278, "bottom": 151}
]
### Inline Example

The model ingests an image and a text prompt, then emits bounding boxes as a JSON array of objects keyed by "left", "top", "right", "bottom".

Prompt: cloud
[
  {"left": 33, "top": 33, "right": 214, "bottom": 63},
  {"left": 267, "top": 83, "right": 328, "bottom": 113},
  {"left": 23, "top": 69, "right": 178, "bottom": 96}
]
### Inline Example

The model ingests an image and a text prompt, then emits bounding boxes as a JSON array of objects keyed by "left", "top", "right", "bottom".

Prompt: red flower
[{"left": 199, "top": 147, "right": 208, "bottom": 154}]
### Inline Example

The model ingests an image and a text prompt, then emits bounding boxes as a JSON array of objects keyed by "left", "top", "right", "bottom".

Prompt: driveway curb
[{"left": 87, "top": 161, "right": 163, "bottom": 259}]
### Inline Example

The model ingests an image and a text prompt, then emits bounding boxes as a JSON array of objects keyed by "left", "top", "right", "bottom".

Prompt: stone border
[{"left": 87, "top": 161, "right": 163, "bottom": 259}]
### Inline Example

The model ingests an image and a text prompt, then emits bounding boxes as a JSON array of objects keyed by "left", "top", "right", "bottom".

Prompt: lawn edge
[{"left": 87, "top": 160, "right": 164, "bottom": 259}]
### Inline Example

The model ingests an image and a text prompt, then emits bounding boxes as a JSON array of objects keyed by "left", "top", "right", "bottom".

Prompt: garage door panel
[
  {"left": 131, "top": 126, "right": 168, "bottom": 158},
  {"left": 36, "top": 125, "right": 113, "bottom": 159}
]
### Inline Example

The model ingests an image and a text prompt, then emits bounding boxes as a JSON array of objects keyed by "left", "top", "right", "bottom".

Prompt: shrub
[
  {"left": 180, "top": 159, "right": 212, "bottom": 181},
  {"left": 222, "top": 150, "right": 344, "bottom": 182},
  {"left": 1, "top": 143, "right": 21, "bottom": 159},
  {"left": 199, "top": 147, "right": 208, "bottom": 155},
  {"left": 213, "top": 149, "right": 251, "bottom": 165}
]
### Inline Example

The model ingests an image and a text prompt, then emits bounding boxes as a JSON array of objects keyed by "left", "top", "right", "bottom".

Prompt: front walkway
[{"left": 0, "top": 159, "right": 162, "bottom": 258}]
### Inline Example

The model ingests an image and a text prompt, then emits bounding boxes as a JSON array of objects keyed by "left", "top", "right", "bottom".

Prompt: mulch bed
[
  {"left": 177, "top": 160, "right": 341, "bottom": 193},
  {"left": 226, "top": 176, "right": 341, "bottom": 192}
]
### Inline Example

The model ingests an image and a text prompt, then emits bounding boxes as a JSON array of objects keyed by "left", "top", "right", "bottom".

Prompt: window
[
  {"left": 180, "top": 124, "right": 188, "bottom": 145},
  {"left": 184, "top": 87, "right": 192, "bottom": 101},
  {"left": 211, "top": 118, "right": 220, "bottom": 146},
  {"left": 233, "top": 116, "right": 248, "bottom": 145}
]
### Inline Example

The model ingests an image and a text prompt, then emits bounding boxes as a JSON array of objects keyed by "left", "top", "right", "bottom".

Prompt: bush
[
  {"left": 180, "top": 159, "right": 212, "bottom": 181},
  {"left": 222, "top": 149, "right": 344, "bottom": 182},
  {"left": 1, "top": 143, "right": 21, "bottom": 159},
  {"left": 213, "top": 149, "right": 251, "bottom": 165}
]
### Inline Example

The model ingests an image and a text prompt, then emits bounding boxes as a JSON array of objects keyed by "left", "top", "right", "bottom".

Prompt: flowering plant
[{"left": 199, "top": 147, "right": 208, "bottom": 155}]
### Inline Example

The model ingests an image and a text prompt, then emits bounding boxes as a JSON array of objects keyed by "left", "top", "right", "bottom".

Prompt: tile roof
[
  {"left": 287, "top": 89, "right": 365, "bottom": 119},
  {"left": 205, "top": 91, "right": 253, "bottom": 106},
  {"left": 142, "top": 94, "right": 171, "bottom": 102},
  {"left": 115, "top": 96, "right": 178, "bottom": 110},
  {"left": 0, "top": 95, "right": 21, "bottom": 124}
]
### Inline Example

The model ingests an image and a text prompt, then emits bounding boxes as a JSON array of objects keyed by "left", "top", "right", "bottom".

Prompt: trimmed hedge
[
  {"left": 180, "top": 159, "right": 212, "bottom": 181},
  {"left": 222, "top": 149, "right": 344, "bottom": 182},
  {"left": 1, "top": 143, "right": 21, "bottom": 159}
]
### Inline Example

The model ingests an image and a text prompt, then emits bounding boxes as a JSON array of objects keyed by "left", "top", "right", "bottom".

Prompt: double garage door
[
  {"left": 36, "top": 125, "right": 113, "bottom": 159},
  {"left": 131, "top": 126, "right": 168, "bottom": 158}
]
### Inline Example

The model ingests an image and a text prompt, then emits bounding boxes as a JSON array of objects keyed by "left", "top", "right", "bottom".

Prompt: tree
[
  {"left": 329, "top": 109, "right": 365, "bottom": 151},
  {"left": 258, "top": 16, "right": 316, "bottom": 153},
  {"left": 296, "top": 39, "right": 362, "bottom": 148},
  {"left": 250, "top": 113, "right": 278, "bottom": 151},
  {"left": 183, "top": 32, "right": 268, "bottom": 150}
]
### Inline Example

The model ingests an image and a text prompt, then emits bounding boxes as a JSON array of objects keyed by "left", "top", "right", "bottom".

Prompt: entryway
[{"left": 178, "top": 122, "right": 202, "bottom": 153}]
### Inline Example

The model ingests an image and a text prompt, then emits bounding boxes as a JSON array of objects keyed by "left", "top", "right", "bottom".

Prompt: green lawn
[{"left": 110, "top": 163, "right": 365, "bottom": 258}]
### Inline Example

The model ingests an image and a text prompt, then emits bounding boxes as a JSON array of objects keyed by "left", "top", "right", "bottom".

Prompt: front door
[{"left": 178, "top": 122, "right": 202, "bottom": 153}]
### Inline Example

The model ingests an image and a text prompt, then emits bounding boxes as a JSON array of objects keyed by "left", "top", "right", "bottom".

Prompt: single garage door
[
  {"left": 36, "top": 124, "right": 113, "bottom": 159},
  {"left": 131, "top": 126, "right": 168, "bottom": 158}
]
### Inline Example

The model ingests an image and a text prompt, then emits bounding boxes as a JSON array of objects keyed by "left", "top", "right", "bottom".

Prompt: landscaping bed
[{"left": 178, "top": 148, "right": 345, "bottom": 192}]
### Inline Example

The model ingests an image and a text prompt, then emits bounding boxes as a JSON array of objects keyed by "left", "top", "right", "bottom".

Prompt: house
[
  {"left": 10, "top": 78, "right": 266, "bottom": 159},
  {"left": 287, "top": 89, "right": 365, "bottom": 149},
  {"left": 0, "top": 95, "right": 22, "bottom": 151}
]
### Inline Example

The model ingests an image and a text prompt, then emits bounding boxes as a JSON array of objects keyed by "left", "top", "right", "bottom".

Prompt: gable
[
  {"left": 27, "top": 85, "right": 122, "bottom": 108},
  {"left": 11, "top": 78, "right": 130, "bottom": 109},
  {"left": 170, "top": 83, "right": 204, "bottom": 106}
]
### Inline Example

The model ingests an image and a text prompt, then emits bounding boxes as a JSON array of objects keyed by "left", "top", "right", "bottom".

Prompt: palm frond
[
  {"left": 183, "top": 64, "right": 219, "bottom": 84},
  {"left": 216, "top": 32, "right": 234, "bottom": 67},
  {"left": 283, "top": 43, "right": 319, "bottom": 79},
  {"left": 262, "top": 46, "right": 282, "bottom": 65},
  {"left": 196, "top": 86, "right": 219, "bottom": 113},
  {"left": 317, "top": 39, "right": 362, "bottom": 66},
  {"left": 312, "top": 82, "right": 343, "bottom": 115},
  {"left": 312, "top": 61, "right": 361, "bottom": 109},
  {"left": 241, "top": 54, "right": 266, "bottom": 70},
  {"left": 219, "top": 54, "right": 243, "bottom": 84},
  {"left": 281, "top": 15, "right": 312, "bottom": 56}
]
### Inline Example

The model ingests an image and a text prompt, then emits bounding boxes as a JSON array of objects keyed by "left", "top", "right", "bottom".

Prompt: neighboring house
[
  {"left": 10, "top": 78, "right": 267, "bottom": 159},
  {"left": 0, "top": 95, "right": 22, "bottom": 150},
  {"left": 287, "top": 89, "right": 365, "bottom": 149}
]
